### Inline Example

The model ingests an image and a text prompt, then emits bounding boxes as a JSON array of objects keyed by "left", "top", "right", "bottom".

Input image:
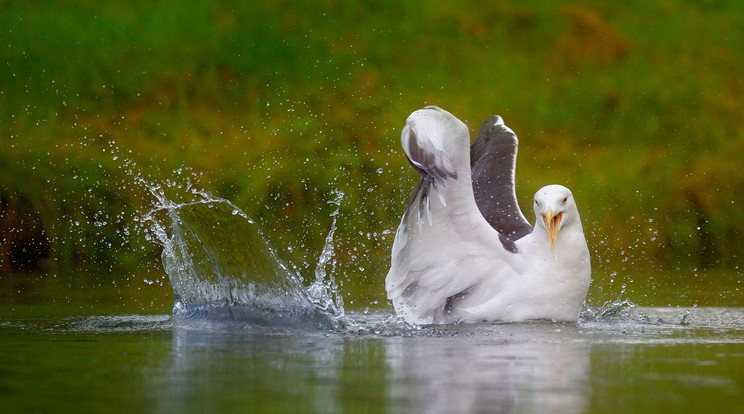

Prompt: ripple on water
[{"left": 13, "top": 306, "right": 737, "bottom": 346}]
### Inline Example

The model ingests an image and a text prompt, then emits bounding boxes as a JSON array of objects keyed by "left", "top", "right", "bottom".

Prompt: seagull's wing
[
  {"left": 471, "top": 115, "right": 533, "bottom": 240},
  {"left": 386, "top": 107, "right": 516, "bottom": 324},
  {"left": 402, "top": 116, "right": 458, "bottom": 183},
  {"left": 400, "top": 107, "right": 459, "bottom": 226}
]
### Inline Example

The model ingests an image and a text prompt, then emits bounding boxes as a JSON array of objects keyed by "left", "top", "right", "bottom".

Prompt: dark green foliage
[{"left": 1, "top": 0, "right": 743, "bottom": 305}]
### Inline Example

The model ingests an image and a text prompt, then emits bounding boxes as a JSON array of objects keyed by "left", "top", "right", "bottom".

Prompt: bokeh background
[{"left": 1, "top": 0, "right": 743, "bottom": 314}]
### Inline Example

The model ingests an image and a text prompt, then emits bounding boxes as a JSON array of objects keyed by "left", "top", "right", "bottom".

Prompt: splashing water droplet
[
  {"left": 137, "top": 179, "right": 345, "bottom": 329},
  {"left": 307, "top": 189, "right": 345, "bottom": 316}
]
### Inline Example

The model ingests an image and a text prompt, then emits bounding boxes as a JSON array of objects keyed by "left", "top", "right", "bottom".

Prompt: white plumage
[{"left": 385, "top": 106, "right": 591, "bottom": 324}]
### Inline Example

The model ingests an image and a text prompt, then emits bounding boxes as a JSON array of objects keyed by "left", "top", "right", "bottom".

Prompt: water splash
[
  {"left": 580, "top": 288, "right": 637, "bottom": 322},
  {"left": 306, "top": 189, "right": 345, "bottom": 317},
  {"left": 141, "top": 184, "right": 345, "bottom": 329}
]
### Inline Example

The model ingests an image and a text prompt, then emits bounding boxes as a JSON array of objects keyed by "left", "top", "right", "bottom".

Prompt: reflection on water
[
  {"left": 385, "top": 334, "right": 589, "bottom": 413},
  {"left": 1, "top": 308, "right": 743, "bottom": 413},
  {"left": 132, "top": 307, "right": 744, "bottom": 413},
  {"left": 157, "top": 322, "right": 589, "bottom": 413},
  {"left": 163, "top": 327, "right": 356, "bottom": 413}
]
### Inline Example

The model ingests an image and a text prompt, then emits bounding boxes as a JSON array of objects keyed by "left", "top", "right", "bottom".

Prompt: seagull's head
[{"left": 533, "top": 185, "right": 579, "bottom": 253}]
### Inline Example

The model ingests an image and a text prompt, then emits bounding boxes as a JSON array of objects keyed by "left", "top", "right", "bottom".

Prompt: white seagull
[{"left": 385, "top": 106, "right": 591, "bottom": 324}]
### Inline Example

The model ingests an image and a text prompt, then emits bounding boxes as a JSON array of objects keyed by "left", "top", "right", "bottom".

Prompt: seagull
[{"left": 385, "top": 106, "right": 591, "bottom": 324}]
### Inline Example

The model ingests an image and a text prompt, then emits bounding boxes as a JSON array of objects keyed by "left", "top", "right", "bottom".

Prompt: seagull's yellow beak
[{"left": 542, "top": 208, "right": 563, "bottom": 253}]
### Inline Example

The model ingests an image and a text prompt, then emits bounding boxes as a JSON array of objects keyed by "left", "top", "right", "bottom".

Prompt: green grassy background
[{"left": 1, "top": 0, "right": 743, "bottom": 312}]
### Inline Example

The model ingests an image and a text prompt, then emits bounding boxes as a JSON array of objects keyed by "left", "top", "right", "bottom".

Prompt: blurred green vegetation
[{"left": 1, "top": 0, "right": 743, "bottom": 308}]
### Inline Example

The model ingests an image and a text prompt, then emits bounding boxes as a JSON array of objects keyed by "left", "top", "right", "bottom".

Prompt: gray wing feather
[
  {"left": 406, "top": 127, "right": 457, "bottom": 182},
  {"left": 403, "top": 126, "right": 458, "bottom": 228},
  {"left": 471, "top": 115, "right": 533, "bottom": 240}
]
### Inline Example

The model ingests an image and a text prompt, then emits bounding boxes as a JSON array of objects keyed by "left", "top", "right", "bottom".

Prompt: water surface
[{"left": 2, "top": 307, "right": 743, "bottom": 413}]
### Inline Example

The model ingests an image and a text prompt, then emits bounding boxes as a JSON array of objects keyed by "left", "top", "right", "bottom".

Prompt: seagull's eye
[
  {"left": 562, "top": 196, "right": 567, "bottom": 205},
  {"left": 534, "top": 199, "right": 540, "bottom": 207}
]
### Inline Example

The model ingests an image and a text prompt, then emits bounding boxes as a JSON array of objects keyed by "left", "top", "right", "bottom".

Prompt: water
[
  {"left": 140, "top": 184, "right": 345, "bottom": 329},
  {"left": 2, "top": 308, "right": 743, "bottom": 413},
  {"left": 2, "top": 187, "right": 744, "bottom": 413}
]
